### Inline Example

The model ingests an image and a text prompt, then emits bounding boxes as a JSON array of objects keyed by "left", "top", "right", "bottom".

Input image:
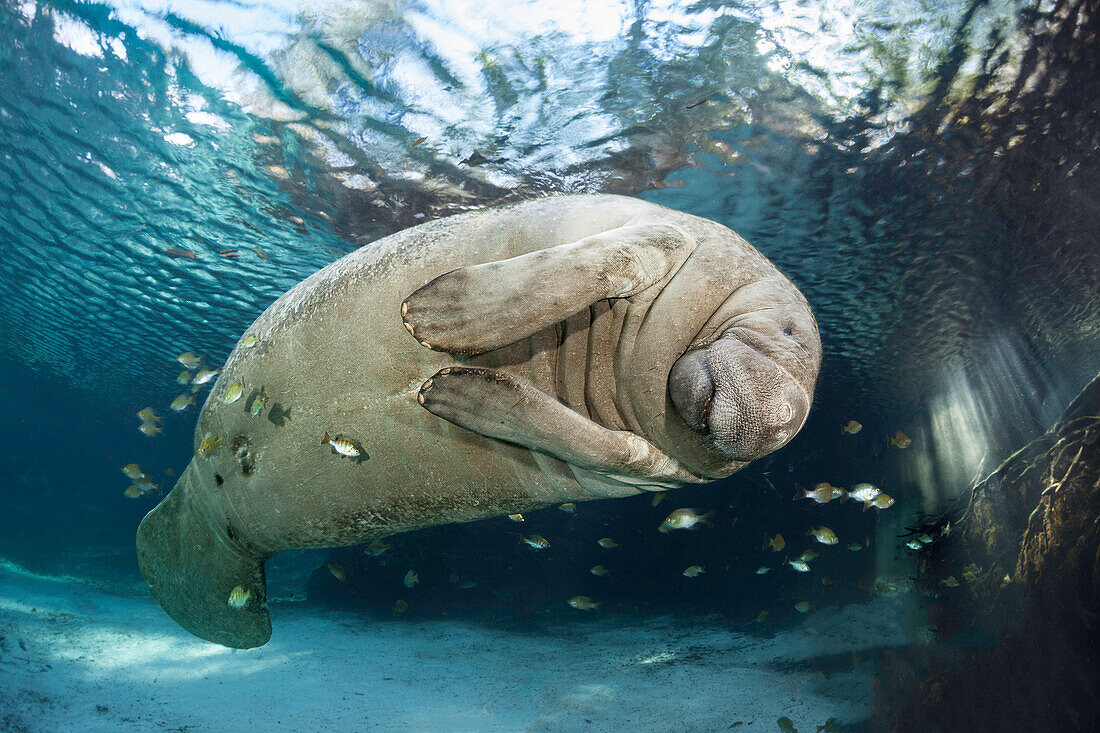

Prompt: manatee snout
[{"left": 669, "top": 336, "right": 810, "bottom": 461}]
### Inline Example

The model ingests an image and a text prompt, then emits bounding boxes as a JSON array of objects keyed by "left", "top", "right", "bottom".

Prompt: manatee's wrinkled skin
[{"left": 136, "top": 194, "right": 822, "bottom": 648}]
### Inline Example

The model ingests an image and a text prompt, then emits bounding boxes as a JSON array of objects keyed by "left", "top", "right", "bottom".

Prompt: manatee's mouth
[{"left": 668, "top": 348, "right": 714, "bottom": 437}]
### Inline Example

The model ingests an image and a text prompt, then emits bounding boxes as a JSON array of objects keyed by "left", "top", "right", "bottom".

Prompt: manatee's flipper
[
  {"left": 417, "top": 367, "right": 705, "bottom": 488},
  {"left": 136, "top": 462, "right": 271, "bottom": 649},
  {"left": 401, "top": 222, "right": 692, "bottom": 355}
]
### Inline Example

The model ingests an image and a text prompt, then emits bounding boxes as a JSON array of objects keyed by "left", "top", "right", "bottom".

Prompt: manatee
[{"left": 136, "top": 194, "right": 822, "bottom": 648}]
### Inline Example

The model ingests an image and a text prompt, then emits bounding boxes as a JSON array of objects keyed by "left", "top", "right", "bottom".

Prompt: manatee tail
[{"left": 136, "top": 461, "right": 271, "bottom": 649}]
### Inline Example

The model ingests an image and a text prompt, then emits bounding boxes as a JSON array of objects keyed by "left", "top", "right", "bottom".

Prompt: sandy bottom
[{"left": 0, "top": 560, "right": 908, "bottom": 731}]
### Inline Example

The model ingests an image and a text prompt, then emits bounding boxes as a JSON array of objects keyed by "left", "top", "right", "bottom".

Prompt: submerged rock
[{"left": 873, "top": 371, "right": 1100, "bottom": 731}]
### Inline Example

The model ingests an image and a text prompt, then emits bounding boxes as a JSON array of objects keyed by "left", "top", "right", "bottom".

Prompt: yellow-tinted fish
[
  {"left": 222, "top": 379, "right": 245, "bottom": 404},
  {"left": 848, "top": 542, "right": 863, "bottom": 551},
  {"left": 788, "top": 559, "right": 811, "bottom": 572},
  {"left": 682, "top": 565, "right": 705, "bottom": 577},
  {"left": 841, "top": 420, "right": 862, "bottom": 434},
  {"left": 240, "top": 335, "right": 260, "bottom": 349},
  {"left": 597, "top": 537, "right": 619, "bottom": 549},
  {"left": 136, "top": 408, "right": 162, "bottom": 424},
  {"left": 763, "top": 533, "right": 785, "bottom": 552},
  {"left": 755, "top": 610, "right": 769, "bottom": 623},
  {"left": 248, "top": 392, "right": 268, "bottom": 417},
  {"left": 169, "top": 394, "right": 195, "bottom": 411},
  {"left": 197, "top": 432, "right": 222, "bottom": 458},
  {"left": 888, "top": 431, "right": 912, "bottom": 449},
  {"left": 807, "top": 527, "right": 839, "bottom": 545},
  {"left": 403, "top": 570, "right": 419, "bottom": 588},
  {"left": 821, "top": 576, "right": 836, "bottom": 586},
  {"left": 138, "top": 422, "right": 162, "bottom": 437},
  {"left": 559, "top": 502, "right": 576, "bottom": 513},
  {"left": 227, "top": 585, "right": 252, "bottom": 609},
  {"left": 650, "top": 491, "right": 667, "bottom": 507},
  {"left": 392, "top": 599, "right": 408, "bottom": 615},
  {"left": 916, "top": 533, "right": 933, "bottom": 544},
  {"left": 121, "top": 464, "right": 144, "bottom": 479},
  {"left": 177, "top": 352, "right": 203, "bottom": 369},
  {"left": 846, "top": 483, "right": 881, "bottom": 503},
  {"left": 866, "top": 494, "right": 895, "bottom": 510},
  {"left": 756, "top": 566, "right": 771, "bottom": 575},
  {"left": 796, "top": 549, "right": 820, "bottom": 562},
  {"left": 521, "top": 535, "right": 550, "bottom": 550},
  {"left": 817, "top": 717, "right": 841, "bottom": 733},
  {"left": 134, "top": 474, "right": 158, "bottom": 490},
  {"left": 905, "top": 540, "right": 923, "bottom": 550},
  {"left": 794, "top": 482, "right": 845, "bottom": 503},
  {"left": 123, "top": 486, "right": 144, "bottom": 498},
  {"left": 326, "top": 562, "right": 346, "bottom": 581},
  {"left": 364, "top": 541, "right": 391, "bottom": 557},
  {"left": 192, "top": 368, "right": 220, "bottom": 385},
  {"left": 661, "top": 508, "right": 712, "bottom": 531},
  {"left": 794, "top": 601, "right": 813, "bottom": 613},
  {"left": 507, "top": 513, "right": 524, "bottom": 522},
  {"left": 590, "top": 565, "right": 610, "bottom": 577},
  {"left": 567, "top": 596, "right": 601, "bottom": 611},
  {"left": 778, "top": 716, "right": 798, "bottom": 733},
  {"left": 941, "top": 576, "right": 959, "bottom": 587},
  {"left": 176, "top": 370, "right": 194, "bottom": 385},
  {"left": 322, "top": 432, "right": 362, "bottom": 458}
]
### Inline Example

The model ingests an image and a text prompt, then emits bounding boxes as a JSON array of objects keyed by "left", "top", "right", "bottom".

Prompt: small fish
[
  {"left": 392, "top": 599, "right": 408, "bottom": 615},
  {"left": 177, "top": 352, "right": 204, "bottom": 369},
  {"left": 590, "top": 565, "right": 610, "bottom": 577},
  {"left": 403, "top": 570, "right": 419, "bottom": 588},
  {"left": 123, "top": 486, "right": 144, "bottom": 498},
  {"left": 755, "top": 610, "right": 769, "bottom": 623},
  {"left": 138, "top": 423, "right": 162, "bottom": 437},
  {"left": 841, "top": 420, "right": 862, "bottom": 434},
  {"left": 164, "top": 247, "right": 197, "bottom": 260},
  {"left": 888, "top": 431, "right": 912, "bottom": 449},
  {"left": 567, "top": 596, "right": 601, "bottom": 611},
  {"left": 249, "top": 392, "right": 268, "bottom": 417},
  {"left": 650, "top": 491, "right": 667, "bottom": 507},
  {"left": 559, "top": 502, "right": 576, "bottom": 513},
  {"left": 411, "top": 136, "right": 427, "bottom": 146},
  {"left": 794, "top": 601, "right": 814, "bottom": 614},
  {"left": 507, "top": 513, "right": 524, "bottom": 522},
  {"left": 795, "top": 549, "right": 820, "bottom": 562},
  {"left": 777, "top": 715, "right": 798, "bottom": 733},
  {"left": 794, "top": 483, "right": 845, "bottom": 504},
  {"left": 240, "top": 335, "right": 260, "bottom": 349},
  {"left": 788, "top": 559, "right": 811, "bottom": 572},
  {"left": 817, "top": 718, "right": 841, "bottom": 733},
  {"left": 121, "top": 464, "right": 144, "bottom": 480},
  {"left": 807, "top": 527, "right": 839, "bottom": 545},
  {"left": 763, "top": 534, "right": 785, "bottom": 552},
  {"left": 905, "top": 540, "right": 923, "bottom": 550},
  {"left": 176, "top": 370, "right": 194, "bottom": 385},
  {"left": 941, "top": 521, "right": 952, "bottom": 537},
  {"left": 326, "top": 562, "right": 346, "bottom": 581},
  {"left": 682, "top": 565, "right": 706, "bottom": 578},
  {"left": 218, "top": 249, "right": 239, "bottom": 258},
  {"left": 197, "top": 432, "right": 222, "bottom": 458},
  {"left": 322, "top": 432, "right": 362, "bottom": 458},
  {"left": 169, "top": 394, "right": 195, "bottom": 411},
  {"left": 222, "top": 379, "right": 245, "bottom": 404},
  {"left": 136, "top": 408, "right": 162, "bottom": 424},
  {"left": 191, "top": 368, "right": 220, "bottom": 385},
  {"left": 661, "top": 508, "right": 712, "bottom": 531},
  {"left": 756, "top": 566, "right": 771, "bottom": 575},
  {"left": 821, "top": 576, "right": 836, "bottom": 586},
  {"left": 941, "top": 576, "right": 959, "bottom": 587},
  {"left": 848, "top": 542, "right": 863, "bottom": 552},
  {"left": 521, "top": 535, "right": 550, "bottom": 550},
  {"left": 597, "top": 537, "right": 619, "bottom": 549},
  {"left": 364, "top": 541, "right": 391, "bottom": 557},
  {"left": 227, "top": 585, "right": 252, "bottom": 609},
  {"left": 847, "top": 483, "right": 881, "bottom": 503},
  {"left": 866, "top": 494, "right": 895, "bottom": 511},
  {"left": 457, "top": 581, "right": 478, "bottom": 589},
  {"left": 917, "top": 533, "right": 934, "bottom": 544},
  {"left": 251, "top": 247, "right": 268, "bottom": 261},
  {"left": 133, "top": 474, "right": 158, "bottom": 489}
]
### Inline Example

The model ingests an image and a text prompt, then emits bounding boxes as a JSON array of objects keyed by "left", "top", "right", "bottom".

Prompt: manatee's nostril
[
  {"left": 214, "top": 473, "right": 224, "bottom": 486},
  {"left": 778, "top": 403, "right": 793, "bottom": 423}
]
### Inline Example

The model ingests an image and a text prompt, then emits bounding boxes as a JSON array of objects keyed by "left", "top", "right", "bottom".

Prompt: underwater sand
[{"left": 0, "top": 561, "right": 906, "bottom": 731}]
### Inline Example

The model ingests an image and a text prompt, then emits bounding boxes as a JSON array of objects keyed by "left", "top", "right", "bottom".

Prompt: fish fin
[
  {"left": 321, "top": 432, "right": 330, "bottom": 446},
  {"left": 862, "top": 500, "right": 871, "bottom": 512},
  {"left": 700, "top": 511, "right": 713, "bottom": 526},
  {"left": 792, "top": 484, "right": 805, "bottom": 501},
  {"left": 839, "top": 490, "right": 849, "bottom": 503},
  {"left": 136, "top": 462, "right": 271, "bottom": 649}
]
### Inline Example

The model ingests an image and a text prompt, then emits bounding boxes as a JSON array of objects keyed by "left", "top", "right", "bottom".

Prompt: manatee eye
[{"left": 778, "top": 403, "right": 793, "bottom": 423}]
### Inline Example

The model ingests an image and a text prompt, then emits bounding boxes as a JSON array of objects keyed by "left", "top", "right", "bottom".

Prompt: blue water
[{"left": 1, "top": 0, "right": 1098, "bottom": 729}]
